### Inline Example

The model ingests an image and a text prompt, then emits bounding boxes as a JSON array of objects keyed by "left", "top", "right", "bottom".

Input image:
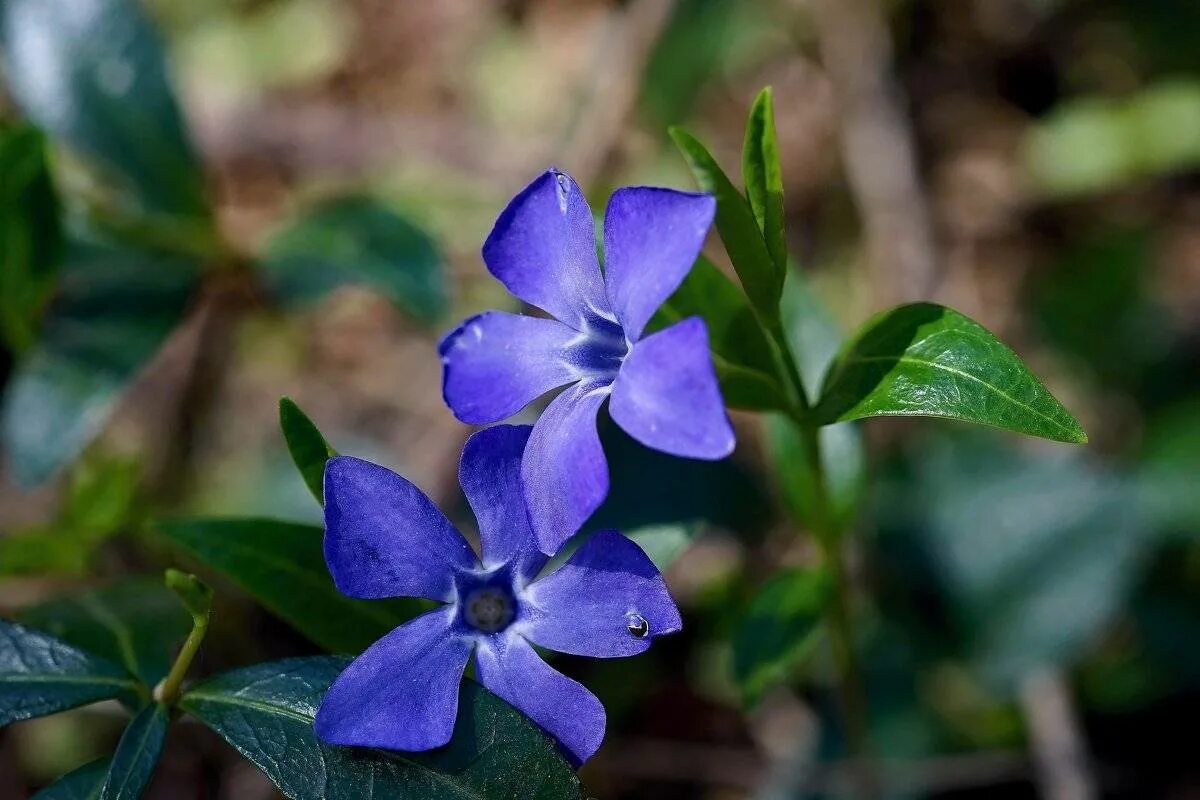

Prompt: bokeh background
[{"left": 2, "top": 0, "right": 1199, "bottom": 797}]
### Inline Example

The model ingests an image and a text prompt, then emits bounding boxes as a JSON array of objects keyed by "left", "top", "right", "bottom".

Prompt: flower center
[
  {"left": 462, "top": 586, "right": 516, "bottom": 633},
  {"left": 568, "top": 316, "right": 629, "bottom": 381}
]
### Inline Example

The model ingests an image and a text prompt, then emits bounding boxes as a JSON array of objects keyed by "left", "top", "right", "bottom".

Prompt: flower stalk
[{"left": 154, "top": 569, "right": 213, "bottom": 706}]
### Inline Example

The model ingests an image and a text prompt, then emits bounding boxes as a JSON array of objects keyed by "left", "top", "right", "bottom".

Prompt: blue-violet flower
[
  {"left": 440, "top": 169, "right": 735, "bottom": 554},
  {"left": 314, "top": 424, "right": 682, "bottom": 765}
]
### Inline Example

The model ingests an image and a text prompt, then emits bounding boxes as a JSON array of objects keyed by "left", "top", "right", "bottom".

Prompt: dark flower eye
[{"left": 626, "top": 614, "right": 649, "bottom": 638}]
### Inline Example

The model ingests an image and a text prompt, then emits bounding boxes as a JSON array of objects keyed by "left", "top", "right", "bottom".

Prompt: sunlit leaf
[
  {"left": 742, "top": 87, "right": 786, "bottom": 275},
  {"left": 181, "top": 657, "right": 582, "bottom": 799},
  {"left": 816, "top": 303, "right": 1087, "bottom": 444}
]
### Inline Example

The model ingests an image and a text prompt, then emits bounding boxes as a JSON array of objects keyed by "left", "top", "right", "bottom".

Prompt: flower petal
[
  {"left": 610, "top": 317, "right": 735, "bottom": 459},
  {"left": 324, "top": 456, "right": 478, "bottom": 602},
  {"left": 603, "top": 187, "right": 715, "bottom": 341},
  {"left": 315, "top": 606, "right": 470, "bottom": 751},
  {"left": 482, "top": 169, "right": 610, "bottom": 330},
  {"left": 521, "top": 381, "right": 609, "bottom": 555},
  {"left": 523, "top": 530, "right": 682, "bottom": 657},
  {"left": 459, "top": 425, "right": 547, "bottom": 580},
  {"left": 475, "top": 634, "right": 605, "bottom": 765},
  {"left": 439, "top": 311, "right": 580, "bottom": 425}
]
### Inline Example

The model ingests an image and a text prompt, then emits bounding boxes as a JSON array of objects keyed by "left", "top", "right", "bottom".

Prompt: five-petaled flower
[
  {"left": 440, "top": 169, "right": 735, "bottom": 554},
  {"left": 314, "top": 424, "right": 682, "bottom": 765}
]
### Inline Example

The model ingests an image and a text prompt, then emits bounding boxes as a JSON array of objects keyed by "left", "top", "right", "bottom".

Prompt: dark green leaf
[
  {"left": 0, "top": 234, "right": 198, "bottom": 484},
  {"left": 164, "top": 570, "right": 212, "bottom": 622},
  {"left": 733, "top": 566, "right": 831, "bottom": 706},
  {"left": 0, "top": 0, "right": 209, "bottom": 220},
  {"left": 259, "top": 196, "right": 448, "bottom": 323},
  {"left": 100, "top": 703, "right": 168, "bottom": 800},
  {"left": 32, "top": 757, "right": 112, "bottom": 800},
  {"left": 0, "top": 122, "right": 61, "bottom": 353},
  {"left": 742, "top": 87, "right": 786, "bottom": 274},
  {"left": 17, "top": 579, "right": 190, "bottom": 686},
  {"left": 670, "top": 127, "right": 782, "bottom": 320},
  {"left": 816, "top": 303, "right": 1087, "bottom": 444},
  {"left": 652, "top": 257, "right": 786, "bottom": 410},
  {"left": 181, "top": 657, "right": 582, "bottom": 800},
  {"left": 158, "top": 518, "right": 419, "bottom": 654},
  {"left": 279, "top": 398, "right": 336, "bottom": 505},
  {"left": 0, "top": 620, "right": 140, "bottom": 725}
]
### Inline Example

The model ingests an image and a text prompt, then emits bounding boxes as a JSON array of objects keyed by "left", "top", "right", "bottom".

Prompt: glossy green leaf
[
  {"left": 279, "top": 398, "right": 336, "bottom": 505},
  {"left": 100, "top": 703, "right": 168, "bottom": 800},
  {"left": 742, "top": 87, "right": 786, "bottom": 274},
  {"left": 0, "top": 235, "right": 198, "bottom": 485},
  {"left": 733, "top": 566, "right": 832, "bottom": 706},
  {"left": 0, "top": 620, "right": 140, "bottom": 725},
  {"left": 158, "top": 518, "right": 419, "bottom": 654},
  {"left": 816, "top": 302, "right": 1087, "bottom": 444},
  {"left": 32, "top": 757, "right": 112, "bottom": 800},
  {"left": 0, "top": 0, "right": 208, "bottom": 220},
  {"left": 259, "top": 196, "right": 448, "bottom": 323},
  {"left": 17, "top": 579, "right": 190, "bottom": 686},
  {"left": 0, "top": 123, "right": 62, "bottom": 353},
  {"left": 652, "top": 257, "right": 786, "bottom": 410},
  {"left": 670, "top": 127, "right": 782, "bottom": 320},
  {"left": 164, "top": 570, "right": 212, "bottom": 622},
  {"left": 181, "top": 657, "right": 582, "bottom": 800}
]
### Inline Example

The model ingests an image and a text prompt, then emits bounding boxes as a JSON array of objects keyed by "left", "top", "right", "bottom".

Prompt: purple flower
[
  {"left": 440, "top": 169, "right": 735, "bottom": 553},
  {"left": 313, "top": 424, "right": 681, "bottom": 765}
]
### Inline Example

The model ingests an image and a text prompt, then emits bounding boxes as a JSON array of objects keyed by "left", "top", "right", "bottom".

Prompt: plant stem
[{"left": 153, "top": 609, "right": 209, "bottom": 706}]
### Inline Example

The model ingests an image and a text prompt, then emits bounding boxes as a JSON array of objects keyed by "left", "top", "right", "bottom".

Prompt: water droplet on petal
[
  {"left": 554, "top": 171, "right": 570, "bottom": 212},
  {"left": 626, "top": 613, "right": 649, "bottom": 638}
]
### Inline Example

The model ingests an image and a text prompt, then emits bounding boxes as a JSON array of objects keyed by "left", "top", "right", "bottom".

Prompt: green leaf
[
  {"left": 742, "top": 87, "right": 786, "bottom": 274},
  {"left": 158, "top": 518, "right": 420, "bottom": 654},
  {"left": 670, "top": 127, "right": 783, "bottom": 321},
  {"left": 164, "top": 570, "right": 212, "bottom": 622},
  {"left": 17, "top": 579, "right": 190, "bottom": 686},
  {"left": 32, "top": 757, "right": 112, "bottom": 800},
  {"left": 279, "top": 398, "right": 336, "bottom": 505},
  {"left": 0, "top": 0, "right": 209, "bottom": 220},
  {"left": 181, "top": 657, "right": 582, "bottom": 800},
  {"left": 258, "top": 196, "right": 448, "bottom": 323},
  {"left": 652, "top": 257, "right": 786, "bottom": 410},
  {"left": 816, "top": 303, "right": 1088, "bottom": 444},
  {"left": 0, "top": 620, "right": 140, "bottom": 725},
  {"left": 0, "top": 122, "right": 62, "bottom": 353},
  {"left": 733, "top": 566, "right": 832, "bottom": 706},
  {"left": 100, "top": 703, "right": 168, "bottom": 800},
  {"left": 0, "top": 234, "right": 199, "bottom": 484}
]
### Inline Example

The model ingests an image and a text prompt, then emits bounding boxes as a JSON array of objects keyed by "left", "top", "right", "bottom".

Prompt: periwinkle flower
[
  {"left": 314, "top": 424, "right": 681, "bottom": 765},
  {"left": 440, "top": 169, "right": 735, "bottom": 554}
]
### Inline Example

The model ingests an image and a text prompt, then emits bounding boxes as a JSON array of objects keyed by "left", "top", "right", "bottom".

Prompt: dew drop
[
  {"left": 553, "top": 171, "right": 570, "bottom": 212},
  {"left": 626, "top": 613, "right": 649, "bottom": 638}
]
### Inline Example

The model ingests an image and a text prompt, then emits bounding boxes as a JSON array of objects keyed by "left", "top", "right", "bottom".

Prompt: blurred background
[{"left": 1, "top": 0, "right": 1199, "bottom": 797}]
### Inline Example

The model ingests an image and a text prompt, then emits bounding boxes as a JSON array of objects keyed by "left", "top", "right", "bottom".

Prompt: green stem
[{"left": 153, "top": 610, "right": 209, "bottom": 706}]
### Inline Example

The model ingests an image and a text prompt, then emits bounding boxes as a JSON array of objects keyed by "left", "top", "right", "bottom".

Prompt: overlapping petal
[
  {"left": 315, "top": 606, "right": 470, "bottom": 751},
  {"left": 459, "top": 425, "right": 546, "bottom": 580},
  {"left": 440, "top": 311, "right": 579, "bottom": 425},
  {"left": 603, "top": 187, "right": 716, "bottom": 341},
  {"left": 523, "top": 530, "right": 682, "bottom": 658},
  {"left": 482, "top": 170, "right": 610, "bottom": 330},
  {"left": 521, "top": 381, "right": 610, "bottom": 555},
  {"left": 610, "top": 317, "right": 735, "bottom": 460},
  {"left": 475, "top": 634, "right": 605, "bottom": 766},
  {"left": 324, "top": 456, "right": 478, "bottom": 602}
]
